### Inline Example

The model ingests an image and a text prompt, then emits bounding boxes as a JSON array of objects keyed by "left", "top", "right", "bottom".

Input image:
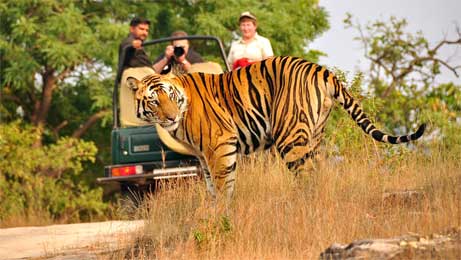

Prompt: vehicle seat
[
  {"left": 120, "top": 67, "right": 155, "bottom": 127},
  {"left": 188, "top": 62, "right": 223, "bottom": 74}
]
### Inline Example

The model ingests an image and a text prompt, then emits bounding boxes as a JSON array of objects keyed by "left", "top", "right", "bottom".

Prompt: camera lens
[{"left": 173, "top": 46, "right": 185, "bottom": 57}]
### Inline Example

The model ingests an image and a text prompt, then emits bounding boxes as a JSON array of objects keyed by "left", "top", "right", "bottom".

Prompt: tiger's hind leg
[
  {"left": 274, "top": 94, "right": 333, "bottom": 174},
  {"left": 276, "top": 141, "right": 322, "bottom": 174}
]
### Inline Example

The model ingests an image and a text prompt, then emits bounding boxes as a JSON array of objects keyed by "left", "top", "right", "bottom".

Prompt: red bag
[{"left": 233, "top": 58, "right": 254, "bottom": 70}]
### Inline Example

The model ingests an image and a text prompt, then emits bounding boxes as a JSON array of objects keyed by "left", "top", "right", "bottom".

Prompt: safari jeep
[{"left": 98, "top": 35, "right": 230, "bottom": 198}]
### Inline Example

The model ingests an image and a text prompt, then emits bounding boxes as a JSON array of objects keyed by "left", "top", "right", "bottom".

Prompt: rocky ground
[
  {"left": 320, "top": 189, "right": 461, "bottom": 259},
  {"left": 320, "top": 227, "right": 461, "bottom": 259}
]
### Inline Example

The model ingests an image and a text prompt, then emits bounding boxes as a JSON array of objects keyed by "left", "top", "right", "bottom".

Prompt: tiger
[{"left": 126, "top": 56, "right": 426, "bottom": 200}]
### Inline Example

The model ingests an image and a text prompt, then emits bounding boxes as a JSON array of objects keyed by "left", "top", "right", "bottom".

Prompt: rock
[{"left": 320, "top": 227, "right": 461, "bottom": 259}]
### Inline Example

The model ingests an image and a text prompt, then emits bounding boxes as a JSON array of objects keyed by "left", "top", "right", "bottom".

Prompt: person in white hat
[{"left": 227, "top": 11, "right": 274, "bottom": 70}]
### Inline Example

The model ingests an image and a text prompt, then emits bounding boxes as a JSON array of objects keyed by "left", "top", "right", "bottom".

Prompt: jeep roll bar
[{"left": 113, "top": 35, "right": 230, "bottom": 128}]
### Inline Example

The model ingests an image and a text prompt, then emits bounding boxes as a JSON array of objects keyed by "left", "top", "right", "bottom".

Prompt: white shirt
[{"left": 227, "top": 33, "right": 274, "bottom": 67}]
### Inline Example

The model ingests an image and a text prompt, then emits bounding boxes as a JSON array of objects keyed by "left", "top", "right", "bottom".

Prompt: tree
[
  {"left": 343, "top": 14, "right": 461, "bottom": 132},
  {"left": 1, "top": 1, "right": 329, "bottom": 146},
  {"left": 150, "top": 0, "right": 329, "bottom": 61},
  {"left": 0, "top": 1, "right": 146, "bottom": 144}
]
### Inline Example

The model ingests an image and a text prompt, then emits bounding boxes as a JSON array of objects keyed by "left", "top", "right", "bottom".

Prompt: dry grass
[{"left": 112, "top": 145, "right": 461, "bottom": 259}]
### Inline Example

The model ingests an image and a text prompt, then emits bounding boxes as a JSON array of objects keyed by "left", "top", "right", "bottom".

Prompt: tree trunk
[
  {"left": 35, "top": 69, "right": 57, "bottom": 127},
  {"left": 32, "top": 69, "right": 57, "bottom": 147}
]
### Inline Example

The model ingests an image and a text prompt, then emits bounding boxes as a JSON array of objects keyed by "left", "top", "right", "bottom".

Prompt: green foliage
[
  {"left": 0, "top": 122, "right": 107, "bottom": 222},
  {"left": 137, "top": 0, "right": 329, "bottom": 60},
  {"left": 1, "top": 1, "right": 122, "bottom": 88},
  {"left": 1, "top": 0, "right": 329, "bottom": 131},
  {"left": 0, "top": 0, "right": 329, "bottom": 135},
  {"left": 339, "top": 15, "right": 461, "bottom": 154},
  {"left": 0, "top": 1, "right": 127, "bottom": 164},
  {"left": 324, "top": 72, "right": 461, "bottom": 160},
  {"left": 193, "top": 229, "right": 206, "bottom": 246},
  {"left": 422, "top": 83, "right": 461, "bottom": 155},
  {"left": 192, "top": 215, "right": 233, "bottom": 248},
  {"left": 0, "top": 2, "right": 129, "bottom": 223},
  {"left": 324, "top": 70, "right": 386, "bottom": 155}
]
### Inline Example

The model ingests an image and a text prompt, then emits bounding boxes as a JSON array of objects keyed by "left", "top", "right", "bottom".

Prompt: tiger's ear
[{"left": 126, "top": 77, "right": 140, "bottom": 91}]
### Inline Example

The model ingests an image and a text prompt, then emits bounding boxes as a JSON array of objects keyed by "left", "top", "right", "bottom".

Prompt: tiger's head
[{"left": 126, "top": 74, "right": 187, "bottom": 131}]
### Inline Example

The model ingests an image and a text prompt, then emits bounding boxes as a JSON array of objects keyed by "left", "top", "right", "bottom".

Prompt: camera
[{"left": 173, "top": 45, "right": 185, "bottom": 57}]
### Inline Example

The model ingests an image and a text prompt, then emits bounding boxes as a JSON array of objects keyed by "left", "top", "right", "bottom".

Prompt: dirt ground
[{"left": 0, "top": 220, "right": 144, "bottom": 260}]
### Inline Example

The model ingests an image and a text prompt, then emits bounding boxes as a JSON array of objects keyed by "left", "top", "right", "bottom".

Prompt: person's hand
[
  {"left": 175, "top": 53, "right": 187, "bottom": 63},
  {"left": 177, "top": 55, "right": 191, "bottom": 70},
  {"left": 164, "top": 45, "right": 174, "bottom": 59},
  {"left": 132, "top": 39, "right": 142, "bottom": 49}
]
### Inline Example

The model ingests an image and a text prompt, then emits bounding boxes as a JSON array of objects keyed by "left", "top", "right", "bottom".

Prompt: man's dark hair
[{"left": 130, "top": 17, "right": 151, "bottom": 27}]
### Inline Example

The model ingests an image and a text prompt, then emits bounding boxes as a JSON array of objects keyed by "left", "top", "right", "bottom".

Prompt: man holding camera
[{"left": 153, "top": 31, "right": 203, "bottom": 74}]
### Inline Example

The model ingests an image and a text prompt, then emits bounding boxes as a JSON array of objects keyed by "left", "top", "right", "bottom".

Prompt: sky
[{"left": 310, "top": 0, "right": 461, "bottom": 84}]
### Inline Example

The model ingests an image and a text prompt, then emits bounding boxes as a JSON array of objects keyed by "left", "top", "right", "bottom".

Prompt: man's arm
[
  {"left": 118, "top": 35, "right": 138, "bottom": 70},
  {"left": 153, "top": 45, "right": 174, "bottom": 73},
  {"left": 119, "top": 35, "right": 135, "bottom": 53},
  {"left": 153, "top": 55, "right": 169, "bottom": 73}
]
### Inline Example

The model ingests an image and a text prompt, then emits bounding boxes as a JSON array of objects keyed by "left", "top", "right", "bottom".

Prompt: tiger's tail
[{"left": 330, "top": 75, "right": 426, "bottom": 144}]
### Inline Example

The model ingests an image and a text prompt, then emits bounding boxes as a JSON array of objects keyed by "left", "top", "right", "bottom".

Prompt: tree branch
[
  {"left": 2, "top": 93, "right": 24, "bottom": 106},
  {"left": 431, "top": 38, "right": 461, "bottom": 54},
  {"left": 57, "top": 67, "right": 74, "bottom": 81},
  {"left": 71, "top": 109, "right": 110, "bottom": 138},
  {"left": 436, "top": 58, "right": 460, "bottom": 77},
  {"left": 367, "top": 55, "right": 394, "bottom": 77},
  {"left": 52, "top": 120, "right": 69, "bottom": 137}
]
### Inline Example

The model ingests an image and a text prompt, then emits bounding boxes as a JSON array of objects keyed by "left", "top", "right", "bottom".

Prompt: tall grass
[{"left": 114, "top": 144, "right": 460, "bottom": 259}]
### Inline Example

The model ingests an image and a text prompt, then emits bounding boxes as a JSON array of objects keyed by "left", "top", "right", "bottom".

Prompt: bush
[
  {"left": 0, "top": 121, "right": 107, "bottom": 225},
  {"left": 324, "top": 71, "right": 461, "bottom": 160}
]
